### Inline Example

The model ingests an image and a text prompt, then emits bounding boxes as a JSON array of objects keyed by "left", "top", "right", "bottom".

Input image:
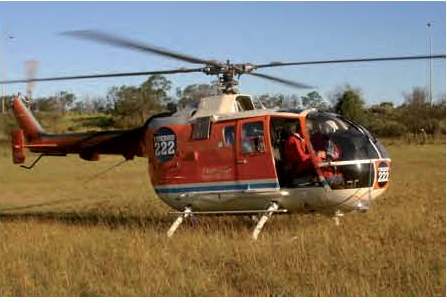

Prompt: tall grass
[{"left": 0, "top": 144, "right": 444, "bottom": 296}]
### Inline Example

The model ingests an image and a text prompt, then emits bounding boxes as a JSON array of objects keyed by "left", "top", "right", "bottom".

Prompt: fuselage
[
  {"left": 10, "top": 93, "right": 391, "bottom": 216},
  {"left": 146, "top": 94, "right": 391, "bottom": 215}
]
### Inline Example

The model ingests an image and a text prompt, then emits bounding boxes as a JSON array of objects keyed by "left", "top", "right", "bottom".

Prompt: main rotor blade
[
  {"left": 248, "top": 72, "right": 313, "bottom": 89},
  {"left": 255, "top": 54, "right": 446, "bottom": 69},
  {"left": 0, "top": 68, "right": 203, "bottom": 84},
  {"left": 62, "top": 30, "right": 222, "bottom": 67}
]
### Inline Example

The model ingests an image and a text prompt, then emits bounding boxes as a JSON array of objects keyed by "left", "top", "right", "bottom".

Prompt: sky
[{"left": 0, "top": 1, "right": 445, "bottom": 105}]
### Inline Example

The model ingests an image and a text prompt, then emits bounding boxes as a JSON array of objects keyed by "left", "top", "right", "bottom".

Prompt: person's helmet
[{"left": 323, "top": 120, "right": 338, "bottom": 134}]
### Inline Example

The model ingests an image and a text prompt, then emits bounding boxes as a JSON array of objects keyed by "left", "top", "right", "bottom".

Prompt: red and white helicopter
[{"left": 3, "top": 31, "right": 445, "bottom": 239}]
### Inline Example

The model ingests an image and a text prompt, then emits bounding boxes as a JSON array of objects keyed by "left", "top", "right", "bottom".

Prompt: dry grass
[{"left": 0, "top": 144, "right": 444, "bottom": 296}]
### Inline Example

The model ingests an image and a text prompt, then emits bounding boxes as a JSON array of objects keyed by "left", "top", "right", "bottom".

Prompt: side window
[
  {"left": 223, "top": 126, "right": 235, "bottom": 146},
  {"left": 236, "top": 96, "right": 255, "bottom": 111},
  {"left": 241, "top": 121, "right": 265, "bottom": 154},
  {"left": 192, "top": 117, "right": 211, "bottom": 140}
]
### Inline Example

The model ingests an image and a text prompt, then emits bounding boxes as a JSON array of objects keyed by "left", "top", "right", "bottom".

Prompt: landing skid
[
  {"left": 166, "top": 203, "right": 285, "bottom": 240},
  {"left": 251, "top": 202, "right": 279, "bottom": 240},
  {"left": 166, "top": 206, "right": 192, "bottom": 238},
  {"left": 333, "top": 209, "right": 344, "bottom": 226}
]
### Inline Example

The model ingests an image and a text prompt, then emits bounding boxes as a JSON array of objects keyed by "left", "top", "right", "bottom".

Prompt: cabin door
[
  {"left": 215, "top": 121, "right": 237, "bottom": 182},
  {"left": 236, "top": 118, "right": 279, "bottom": 191}
]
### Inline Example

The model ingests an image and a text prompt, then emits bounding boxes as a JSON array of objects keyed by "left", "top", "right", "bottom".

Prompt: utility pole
[
  {"left": 0, "top": 26, "right": 14, "bottom": 114},
  {"left": 427, "top": 22, "right": 433, "bottom": 103},
  {"left": 0, "top": 30, "right": 4, "bottom": 114}
]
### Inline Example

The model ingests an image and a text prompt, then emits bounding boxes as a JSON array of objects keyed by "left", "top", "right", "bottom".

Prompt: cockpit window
[
  {"left": 241, "top": 121, "right": 265, "bottom": 153},
  {"left": 223, "top": 126, "right": 235, "bottom": 146},
  {"left": 375, "top": 141, "right": 390, "bottom": 159},
  {"left": 307, "top": 113, "right": 380, "bottom": 161},
  {"left": 236, "top": 96, "right": 255, "bottom": 111}
]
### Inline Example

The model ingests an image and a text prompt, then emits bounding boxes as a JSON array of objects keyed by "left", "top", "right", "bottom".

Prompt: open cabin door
[{"left": 235, "top": 117, "right": 279, "bottom": 191}]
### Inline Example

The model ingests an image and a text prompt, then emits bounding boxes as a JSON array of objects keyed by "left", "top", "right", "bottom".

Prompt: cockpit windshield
[
  {"left": 306, "top": 112, "right": 380, "bottom": 161},
  {"left": 270, "top": 112, "right": 389, "bottom": 189}
]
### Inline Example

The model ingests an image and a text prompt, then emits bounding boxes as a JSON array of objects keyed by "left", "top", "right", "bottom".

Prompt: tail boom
[
  {"left": 10, "top": 96, "right": 146, "bottom": 164},
  {"left": 12, "top": 96, "right": 44, "bottom": 140}
]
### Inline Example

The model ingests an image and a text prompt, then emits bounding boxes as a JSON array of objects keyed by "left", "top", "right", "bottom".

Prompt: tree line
[{"left": 1, "top": 75, "right": 445, "bottom": 139}]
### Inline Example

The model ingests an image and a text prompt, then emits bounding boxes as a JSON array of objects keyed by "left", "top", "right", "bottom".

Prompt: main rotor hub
[{"left": 202, "top": 62, "right": 256, "bottom": 94}]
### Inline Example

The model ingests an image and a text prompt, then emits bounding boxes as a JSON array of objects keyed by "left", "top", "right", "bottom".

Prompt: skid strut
[
  {"left": 167, "top": 206, "right": 192, "bottom": 238},
  {"left": 252, "top": 202, "right": 279, "bottom": 240},
  {"left": 333, "top": 209, "right": 344, "bottom": 226}
]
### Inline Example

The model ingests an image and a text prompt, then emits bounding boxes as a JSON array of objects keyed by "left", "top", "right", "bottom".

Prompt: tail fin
[{"left": 12, "top": 96, "right": 44, "bottom": 141}]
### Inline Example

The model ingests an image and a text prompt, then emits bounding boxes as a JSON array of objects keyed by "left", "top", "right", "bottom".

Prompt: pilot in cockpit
[
  {"left": 311, "top": 120, "right": 342, "bottom": 161},
  {"left": 311, "top": 119, "right": 344, "bottom": 187},
  {"left": 282, "top": 123, "right": 313, "bottom": 182}
]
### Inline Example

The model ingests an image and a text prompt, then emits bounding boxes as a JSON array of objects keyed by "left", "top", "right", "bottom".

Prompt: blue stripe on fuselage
[{"left": 155, "top": 182, "right": 279, "bottom": 194}]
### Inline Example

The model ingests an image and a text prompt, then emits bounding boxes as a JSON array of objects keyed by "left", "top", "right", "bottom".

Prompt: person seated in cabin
[
  {"left": 311, "top": 120, "right": 345, "bottom": 188},
  {"left": 282, "top": 123, "right": 314, "bottom": 185},
  {"left": 242, "top": 123, "right": 265, "bottom": 153},
  {"left": 311, "top": 120, "right": 342, "bottom": 161},
  {"left": 321, "top": 166, "right": 344, "bottom": 189}
]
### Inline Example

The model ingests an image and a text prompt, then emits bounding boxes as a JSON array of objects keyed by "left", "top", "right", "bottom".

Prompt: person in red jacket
[{"left": 283, "top": 123, "right": 314, "bottom": 180}]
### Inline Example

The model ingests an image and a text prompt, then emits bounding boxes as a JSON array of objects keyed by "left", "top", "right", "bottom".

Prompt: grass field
[{"left": 0, "top": 143, "right": 445, "bottom": 296}]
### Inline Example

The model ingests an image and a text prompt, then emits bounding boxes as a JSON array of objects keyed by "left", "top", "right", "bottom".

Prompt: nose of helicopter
[
  {"left": 305, "top": 112, "right": 391, "bottom": 212},
  {"left": 325, "top": 176, "right": 390, "bottom": 213},
  {"left": 318, "top": 156, "right": 391, "bottom": 214}
]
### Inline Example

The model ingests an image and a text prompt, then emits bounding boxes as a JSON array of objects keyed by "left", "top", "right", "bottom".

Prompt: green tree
[
  {"left": 176, "top": 83, "right": 217, "bottom": 109},
  {"left": 283, "top": 94, "right": 301, "bottom": 109},
  {"left": 58, "top": 91, "right": 76, "bottom": 113},
  {"left": 334, "top": 87, "right": 366, "bottom": 123},
  {"left": 257, "top": 94, "right": 284, "bottom": 108},
  {"left": 398, "top": 87, "right": 445, "bottom": 135},
  {"left": 0, "top": 95, "right": 17, "bottom": 112},
  {"left": 364, "top": 101, "right": 408, "bottom": 137},
  {"left": 370, "top": 101, "right": 394, "bottom": 115},
  {"left": 33, "top": 91, "right": 76, "bottom": 113},
  {"left": 301, "top": 91, "right": 329, "bottom": 110},
  {"left": 71, "top": 96, "right": 112, "bottom": 114},
  {"left": 107, "top": 75, "right": 171, "bottom": 128},
  {"left": 34, "top": 95, "right": 56, "bottom": 112}
]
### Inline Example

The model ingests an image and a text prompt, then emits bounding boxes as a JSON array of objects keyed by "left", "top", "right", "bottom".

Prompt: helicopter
[{"left": 2, "top": 30, "right": 445, "bottom": 239}]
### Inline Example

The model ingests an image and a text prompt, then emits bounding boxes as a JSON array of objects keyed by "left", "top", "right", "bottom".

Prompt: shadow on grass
[
  {"left": 0, "top": 200, "right": 260, "bottom": 234},
  {"left": 0, "top": 198, "right": 302, "bottom": 234},
  {"left": 0, "top": 210, "right": 174, "bottom": 232},
  {"left": 0, "top": 198, "right": 82, "bottom": 212},
  {"left": 0, "top": 198, "right": 171, "bottom": 231}
]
